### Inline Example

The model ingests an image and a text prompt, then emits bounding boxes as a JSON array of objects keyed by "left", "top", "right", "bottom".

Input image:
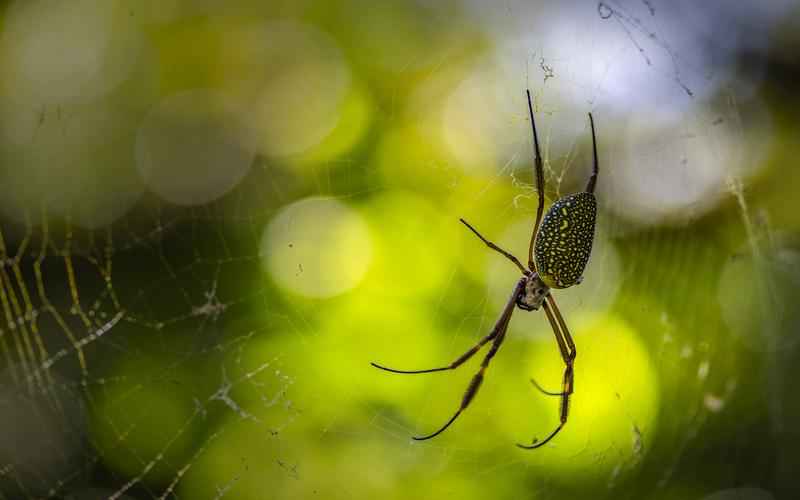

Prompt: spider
[{"left": 371, "top": 90, "right": 599, "bottom": 449}]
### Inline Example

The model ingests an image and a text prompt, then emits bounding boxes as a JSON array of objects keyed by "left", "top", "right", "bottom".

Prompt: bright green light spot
[
  {"left": 518, "top": 313, "right": 659, "bottom": 482},
  {"left": 247, "top": 296, "right": 443, "bottom": 425},
  {"left": 376, "top": 125, "right": 456, "bottom": 194},
  {"left": 360, "top": 191, "right": 459, "bottom": 300},
  {"left": 290, "top": 82, "right": 373, "bottom": 167},
  {"left": 179, "top": 415, "right": 498, "bottom": 500},
  {"left": 263, "top": 197, "right": 372, "bottom": 298}
]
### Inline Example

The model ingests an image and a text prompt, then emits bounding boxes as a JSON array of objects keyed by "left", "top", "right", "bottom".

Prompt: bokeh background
[{"left": 0, "top": 1, "right": 799, "bottom": 499}]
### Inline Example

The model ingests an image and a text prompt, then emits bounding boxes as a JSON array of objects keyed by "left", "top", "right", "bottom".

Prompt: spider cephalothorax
[
  {"left": 372, "top": 89, "right": 599, "bottom": 449},
  {"left": 516, "top": 273, "right": 550, "bottom": 311}
]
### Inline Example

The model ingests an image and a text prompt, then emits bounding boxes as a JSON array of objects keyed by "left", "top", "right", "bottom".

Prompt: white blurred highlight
[
  {"left": 442, "top": 64, "right": 526, "bottom": 175},
  {"left": 0, "top": 0, "right": 142, "bottom": 104},
  {"left": 0, "top": 0, "right": 148, "bottom": 228},
  {"left": 447, "top": 0, "right": 777, "bottom": 225},
  {"left": 136, "top": 89, "right": 256, "bottom": 206},
  {"left": 606, "top": 99, "right": 771, "bottom": 225},
  {"left": 0, "top": 100, "right": 146, "bottom": 229},
  {"left": 466, "top": 0, "right": 788, "bottom": 111}
]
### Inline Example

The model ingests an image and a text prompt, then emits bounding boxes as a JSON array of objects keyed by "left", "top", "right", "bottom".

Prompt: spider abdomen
[{"left": 534, "top": 192, "right": 597, "bottom": 289}]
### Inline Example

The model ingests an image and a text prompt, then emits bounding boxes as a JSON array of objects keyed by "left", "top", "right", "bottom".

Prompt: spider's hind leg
[
  {"left": 519, "top": 364, "right": 573, "bottom": 449},
  {"left": 529, "top": 377, "right": 563, "bottom": 397},
  {"left": 518, "top": 295, "right": 575, "bottom": 449}
]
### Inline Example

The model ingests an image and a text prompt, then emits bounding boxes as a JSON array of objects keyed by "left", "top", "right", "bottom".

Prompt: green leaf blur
[{"left": 0, "top": 1, "right": 799, "bottom": 500}]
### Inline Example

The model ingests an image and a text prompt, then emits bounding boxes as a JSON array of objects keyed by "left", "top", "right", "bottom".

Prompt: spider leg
[
  {"left": 518, "top": 296, "right": 575, "bottom": 449},
  {"left": 409, "top": 278, "right": 525, "bottom": 441},
  {"left": 529, "top": 377, "right": 563, "bottom": 397},
  {"left": 542, "top": 298, "right": 572, "bottom": 361},
  {"left": 371, "top": 277, "right": 525, "bottom": 375},
  {"left": 585, "top": 113, "right": 599, "bottom": 194},
  {"left": 526, "top": 89, "right": 545, "bottom": 272},
  {"left": 547, "top": 294, "right": 576, "bottom": 360},
  {"left": 517, "top": 422, "right": 565, "bottom": 449},
  {"left": 459, "top": 219, "right": 527, "bottom": 274},
  {"left": 370, "top": 327, "right": 496, "bottom": 374},
  {"left": 528, "top": 295, "right": 575, "bottom": 394},
  {"left": 414, "top": 299, "right": 516, "bottom": 440},
  {"left": 518, "top": 364, "right": 572, "bottom": 449}
]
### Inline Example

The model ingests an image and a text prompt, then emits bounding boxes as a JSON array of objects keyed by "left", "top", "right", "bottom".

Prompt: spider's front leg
[{"left": 459, "top": 218, "right": 528, "bottom": 274}]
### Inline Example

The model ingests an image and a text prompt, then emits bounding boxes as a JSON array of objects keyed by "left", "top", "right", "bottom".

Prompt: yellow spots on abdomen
[{"left": 533, "top": 192, "right": 597, "bottom": 289}]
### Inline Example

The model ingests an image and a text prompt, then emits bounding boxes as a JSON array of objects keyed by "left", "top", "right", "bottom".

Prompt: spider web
[
  {"left": 0, "top": 1, "right": 795, "bottom": 499},
  {"left": 0, "top": 171, "right": 300, "bottom": 499}
]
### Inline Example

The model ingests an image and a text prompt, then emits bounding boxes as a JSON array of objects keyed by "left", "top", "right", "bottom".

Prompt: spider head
[{"left": 516, "top": 274, "right": 550, "bottom": 311}]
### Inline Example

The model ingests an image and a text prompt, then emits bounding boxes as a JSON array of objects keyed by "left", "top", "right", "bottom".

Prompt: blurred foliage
[{"left": 0, "top": 1, "right": 799, "bottom": 500}]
